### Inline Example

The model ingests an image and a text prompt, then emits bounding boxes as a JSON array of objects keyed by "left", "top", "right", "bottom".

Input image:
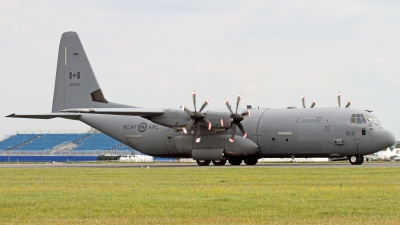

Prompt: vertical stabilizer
[{"left": 52, "top": 32, "right": 131, "bottom": 112}]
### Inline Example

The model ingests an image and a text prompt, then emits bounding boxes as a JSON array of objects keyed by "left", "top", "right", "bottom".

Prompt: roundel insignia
[{"left": 138, "top": 122, "right": 148, "bottom": 133}]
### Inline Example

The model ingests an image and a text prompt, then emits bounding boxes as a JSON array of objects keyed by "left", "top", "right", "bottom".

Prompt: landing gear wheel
[
  {"left": 228, "top": 158, "right": 242, "bottom": 165},
  {"left": 212, "top": 159, "right": 227, "bottom": 166},
  {"left": 359, "top": 155, "right": 364, "bottom": 164},
  {"left": 244, "top": 158, "right": 258, "bottom": 165},
  {"left": 349, "top": 155, "right": 364, "bottom": 165},
  {"left": 196, "top": 160, "right": 211, "bottom": 166}
]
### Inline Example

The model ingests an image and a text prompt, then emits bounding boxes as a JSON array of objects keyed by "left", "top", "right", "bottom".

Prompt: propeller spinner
[
  {"left": 182, "top": 90, "right": 211, "bottom": 143},
  {"left": 222, "top": 94, "right": 250, "bottom": 142}
]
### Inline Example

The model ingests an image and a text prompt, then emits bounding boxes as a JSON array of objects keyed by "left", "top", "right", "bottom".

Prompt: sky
[{"left": 1, "top": 0, "right": 400, "bottom": 139}]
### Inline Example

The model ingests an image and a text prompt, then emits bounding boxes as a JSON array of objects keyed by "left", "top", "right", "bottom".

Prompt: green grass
[{"left": 0, "top": 167, "right": 399, "bottom": 224}]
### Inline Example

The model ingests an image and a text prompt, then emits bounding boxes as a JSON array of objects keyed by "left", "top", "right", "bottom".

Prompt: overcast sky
[{"left": 1, "top": 1, "right": 400, "bottom": 139}]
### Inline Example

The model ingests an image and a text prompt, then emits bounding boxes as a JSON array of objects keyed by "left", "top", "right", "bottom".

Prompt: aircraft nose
[
  {"left": 373, "top": 129, "right": 396, "bottom": 150},
  {"left": 387, "top": 130, "right": 396, "bottom": 147}
]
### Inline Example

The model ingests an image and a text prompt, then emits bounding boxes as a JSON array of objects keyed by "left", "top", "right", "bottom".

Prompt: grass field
[{"left": 0, "top": 166, "right": 399, "bottom": 224}]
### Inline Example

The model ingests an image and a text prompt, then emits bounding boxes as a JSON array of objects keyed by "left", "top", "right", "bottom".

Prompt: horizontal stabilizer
[
  {"left": 6, "top": 113, "right": 82, "bottom": 120},
  {"left": 61, "top": 108, "right": 164, "bottom": 116}
]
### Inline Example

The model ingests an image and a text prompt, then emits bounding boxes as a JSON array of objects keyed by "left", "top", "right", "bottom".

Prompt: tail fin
[{"left": 52, "top": 32, "right": 131, "bottom": 112}]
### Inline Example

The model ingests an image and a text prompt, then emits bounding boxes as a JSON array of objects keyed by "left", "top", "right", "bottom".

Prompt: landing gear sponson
[
  {"left": 195, "top": 157, "right": 258, "bottom": 166},
  {"left": 348, "top": 155, "right": 364, "bottom": 165}
]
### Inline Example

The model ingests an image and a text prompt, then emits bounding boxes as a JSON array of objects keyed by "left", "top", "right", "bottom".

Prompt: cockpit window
[
  {"left": 365, "top": 114, "right": 381, "bottom": 127},
  {"left": 371, "top": 115, "right": 381, "bottom": 127},
  {"left": 351, "top": 114, "right": 367, "bottom": 125}
]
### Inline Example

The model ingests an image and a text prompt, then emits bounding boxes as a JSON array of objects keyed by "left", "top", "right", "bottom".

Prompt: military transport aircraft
[{"left": 7, "top": 32, "right": 396, "bottom": 166}]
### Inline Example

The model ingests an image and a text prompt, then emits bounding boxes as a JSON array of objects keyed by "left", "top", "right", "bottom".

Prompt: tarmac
[{"left": 0, "top": 162, "right": 399, "bottom": 168}]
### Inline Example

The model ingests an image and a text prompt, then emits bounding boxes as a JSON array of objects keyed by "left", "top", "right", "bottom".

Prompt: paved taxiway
[{"left": 1, "top": 163, "right": 399, "bottom": 168}]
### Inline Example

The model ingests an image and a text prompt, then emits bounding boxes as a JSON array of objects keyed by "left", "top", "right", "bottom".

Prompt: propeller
[
  {"left": 301, "top": 94, "right": 317, "bottom": 108},
  {"left": 182, "top": 90, "right": 211, "bottom": 143},
  {"left": 221, "top": 94, "right": 250, "bottom": 142},
  {"left": 337, "top": 92, "right": 352, "bottom": 108}
]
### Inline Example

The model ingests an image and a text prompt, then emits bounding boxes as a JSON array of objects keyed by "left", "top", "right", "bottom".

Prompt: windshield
[
  {"left": 351, "top": 113, "right": 382, "bottom": 127},
  {"left": 365, "top": 114, "right": 381, "bottom": 127},
  {"left": 370, "top": 114, "right": 381, "bottom": 127}
]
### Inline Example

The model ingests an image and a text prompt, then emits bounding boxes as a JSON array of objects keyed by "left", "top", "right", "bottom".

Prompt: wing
[
  {"left": 6, "top": 113, "right": 82, "bottom": 120},
  {"left": 60, "top": 108, "right": 164, "bottom": 116}
]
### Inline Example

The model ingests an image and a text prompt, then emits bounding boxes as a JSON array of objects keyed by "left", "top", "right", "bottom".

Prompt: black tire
[
  {"left": 244, "top": 158, "right": 258, "bottom": 165},
  {"left": 349, "top": 155, "right": 362, "bottom": 165},
  {"left": 228, "top": 158, "right": 242, "bottom": 165},
  {"left": 212, "top": 159, "right": 227, "bottom": 166},
  {"left": 196, "top": 160, "right": 211, "bottom": 166},
  {"left": 359, "top": 155, "right": 364, "bottom": 165}
]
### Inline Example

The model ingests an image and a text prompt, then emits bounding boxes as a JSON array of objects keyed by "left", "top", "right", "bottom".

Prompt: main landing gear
[
  {"left": 348, "top": 155, "right": 364, "bottom": 165},
  {"left": 212, "top": 159, "right": 227, "bottom": 166},
  {"left": 196, "top": 160, "right": 211, "bottom": 166}
]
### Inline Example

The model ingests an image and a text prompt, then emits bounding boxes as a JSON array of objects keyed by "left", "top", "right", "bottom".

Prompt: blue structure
[
  {"left": 0, "top": 134, "right": 38, "bottom": 150},
  {"left": 0, "top": 133, "right": 175, "bottom": 162},
  {"left": 74, "top": 134, "right": 121, "bottom": 150}
]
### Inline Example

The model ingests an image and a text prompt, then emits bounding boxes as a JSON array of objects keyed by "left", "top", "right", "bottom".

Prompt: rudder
[{"left": 52, "top": 32, "right": 130, "bottom": 112}]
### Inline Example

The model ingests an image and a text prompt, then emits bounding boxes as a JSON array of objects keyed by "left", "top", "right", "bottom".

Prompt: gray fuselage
[{"left": 78, "top": 107, "right": 395, "bottom": 159}]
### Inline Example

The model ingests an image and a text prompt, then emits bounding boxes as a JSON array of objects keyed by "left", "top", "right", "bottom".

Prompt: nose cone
[{"left": 373, "top": 129, "right": 396, "bottom": 150}]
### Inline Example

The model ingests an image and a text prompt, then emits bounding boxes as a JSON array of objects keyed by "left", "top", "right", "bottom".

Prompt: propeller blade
[
  {"left": 199, "top": 99, "right": 210, "bottom": 113},
  {"left": 185, "top": 119, "right": 195, "bottom": 133},
  {"left": 229, "top": 124, "right": 236, "bottom": 142},
  {"left": 346, "top": 100, "right": 353, "bottom": 108},
  {"left": 192, "top": 90, "right": 197, "bottom": 112},
  {"left": 310, "top": 100, "right": 317, "bottom": 108},
  {"left": 236, "top": 94, "right": 242, "bottom": 114},
  {"left": 203, "top": 118, "right": 212, "bottom": 130},
  {"left": 195, "top": 123, "right": 201, "bottom": 143},
  {"left": 225, "top": 98, "right": 234, "bottom": 114},
  {"left": 337, "top": 92, "right": 341, "bottom": 108},
  {"left": 237, "top": 123, "right": 247, "bottom": 139},
  {"left": 241, "top": 110, "right": 250, "bottom": 117},
  {"left": 221, "top": 118, "right": 232, "bottom": 128},
  {"left": 183, "top": 106, "right": 193, "bottom": 116},
  {"left": 301, "top": 94, "right": 306, "bottom": 108}
]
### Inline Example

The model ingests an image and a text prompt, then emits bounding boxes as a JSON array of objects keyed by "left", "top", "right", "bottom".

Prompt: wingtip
[{"left": 6, "top": 113, "right": 15, "bottom": 118}]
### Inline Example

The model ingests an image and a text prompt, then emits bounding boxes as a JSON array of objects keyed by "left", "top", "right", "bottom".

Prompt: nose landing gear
[{"left": 348, "top": 155, "right": 364, "bottom": 165}]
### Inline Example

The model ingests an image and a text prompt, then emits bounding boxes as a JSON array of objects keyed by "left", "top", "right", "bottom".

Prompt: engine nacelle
[
  {"left": 151, "top": 109, "right": 188, "bottom": 128},
  {"left": 224, "top": 136, "right": 259, "bottom": 156},
  {"left": 151, "top": 110, "right": 231, "bottom": 131}
]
